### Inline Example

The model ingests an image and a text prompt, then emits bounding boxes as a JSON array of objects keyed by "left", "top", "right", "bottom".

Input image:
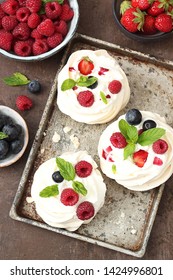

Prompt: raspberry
[
  {"left": 45, "top": 2, "right": 62, "bottom": 20},
  {"left": 0, "top": 4, "right": 6, "bottom": 19},
  {"left": 76, "top": 201, "right": 95, "bottom": 220},
  {"left": 60, "top": 4, "right": 74, "bottom": 22},
  {"left": 26, "top": 0, "right": 41, "bottom": 13},
  {"left": 31, "top": 29, "right": 44, "bottom": 39},
  {"left": 60, "top": 188, "right": 79, "bottom": 206},
  {"left": 153, "top": 157, "right": 163, "bottom": 166},
  {"left": 108, "top": 80, "right": 122, "bottom": 94},
  {"left": 27, "top": 13, "right": 41, "bottom": 29},
  {"left": 152, "top": 139, "right": 168, "bottom": 154},
  {"left": 2, "top": 15, "right": 18, "bottom": 31},
  {"left": 16, "top": 7, "right": 30, "bottom": 22},
  {"left": 75, "top": 160, "right": 93, "bottom": 178},
  {"left": 54, "top": 20, "right": 68, "bottom": 37},
  {"left": 16, "top": 95, "right": 33, "bottom": 111},
  {"left": 14, "top": 40, "right": 32, "bottom": 56},
  {"left": 32, "top": 39, "right": 49, "bottom": 55},
  {"left": 47, "top": 32, "right": 63, "bottom": 48},
  {"left": 37, "top": 19, "right": 55, "bottom": 37},
  {"left": 18, "top": 0, "right": 26, "bottom": 7},
  {"left": 77, "top": 90, "right": 94, "bottom": 107},
  {"left": 110, "top": 132, "right": 127, "bottom": 148},
  {"left": 1, "top": 0, "right": 19, "bottom": 15},
  {"left": 0, "top": 18, "right": 2, "bottom": 29},
  {"left": 0, "top": 29, "right": 13, "bottom": 51},
  {"left": 12, "top": 22, "right": 31, "bottom": 40}
]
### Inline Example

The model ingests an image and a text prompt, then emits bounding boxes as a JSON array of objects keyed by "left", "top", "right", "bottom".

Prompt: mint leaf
[
  {"left": 112, "top": 164, "right": 116, "bottom": 174},
  {"left": 124, "top": 143, "right": 136, "bottom": 160},
  {"left": 56, "top": 157, "right": 75, "bottom": 181},
  {"left": 100, "top": 91, "right": 108, "bottom": 104},
  {"left": 76, "top": 76, "right": 98, "bottom": 87},
  {"left": 61, "top": 79, "right": 76, "bottom": 91},
  {"left": 119, "top": 119, "right": 132, "bottom": 141},
  {"left": 138, "top": 128, "right": 166, "bottom": 146},
  {"left": 39, "top": 184, "right": 59, "bottom": 198},
  {"left": 72, "top": 181, "right": 87, "bottom": 196},
  {"left": 0, "top": 132, "right": 8, "bottom": 140},
  {"left": 126, "top": 125, "right": 138, "bottom": 144},
  {"left": 3, "top": 72, "right": 30, "bottom": 86}
]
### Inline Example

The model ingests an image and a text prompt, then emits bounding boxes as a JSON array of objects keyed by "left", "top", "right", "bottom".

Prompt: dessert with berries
[
  {"left": 0, "top": 0, "right": 74, "bottom": 56},
  {"left": 31, "top": 151, "right": 106, "bottom": 231},
  {"left": 98, "top": 109, "right": 173, "bottom": 191},
  {"left": 57, "top": 49, "right": 130, "bottom": 124}
]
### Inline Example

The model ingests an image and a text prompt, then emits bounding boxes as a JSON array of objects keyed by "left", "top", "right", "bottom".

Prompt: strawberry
[
  {"left": 143, "top": 14, "right": 157, "bottom": 34},
  {"left": 147, "top": 1, "right": 165, "bottom": 16},
  {"left": 131, "top": 0, "right": 140, "bottom": 8},
  {"left": 153, "top": 156, "right": 163, "bottom": 165},
  {"left": 133, "top": 149, "right": 148, "bottom": 168},
  {"left": 120, "top": 7, "right": 145, "bottom": 33},
  {"left": 155, "top": 13, "right": 172, "bottom": 32},
  {"left": 78, "top": 56, "right": 94, "bottom": 75},
  {"left": 136, "top": 0, "right": 152, "bottom": 10}
]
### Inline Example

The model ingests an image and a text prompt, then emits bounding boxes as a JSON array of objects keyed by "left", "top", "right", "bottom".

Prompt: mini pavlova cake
[
  {"left": 57, "top": 49, "right": 130, "bottom": 124},
  {"left": 98, "top": 109, "right": 173, "bottom": 191},
  {"left": 31, "top": 151, "right": 106, "bottom": 231}
]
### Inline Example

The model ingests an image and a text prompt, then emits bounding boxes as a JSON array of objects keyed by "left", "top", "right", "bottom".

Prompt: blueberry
[
  {"left": 87, "top": 76, "right": 98, "bottom": 89},
  {"left": 10, "top": 139, "right": 23, "bottom": 154},
  {"left": 52, "top": 171, "right": 64, "bottom": 183},
  {"left": 125, "top": 109, "right": 142, "bottom": 125},
  {"left": 2, "top": 124, "right": 22, "bottom": 141},
  {"left": 143, "top": 120, "right": 157, "bottom": 131},
  {"left": 0, "top": 140, "right": 9, "bottom": 159},
  {"left": 28, "top": 80, "right": 41, "bottom": 93},
  {"left": 0, "top": 114, "right": 13, "bottom": 130}
]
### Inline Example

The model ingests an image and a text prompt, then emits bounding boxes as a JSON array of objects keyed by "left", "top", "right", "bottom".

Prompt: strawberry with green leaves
[
  {"left": 133, "top": 0, "right": 153, "bottom": 10},
  {"left": 78, "top": 56, "right": 94, "bottom": 75},
  {"left": 147, "top": 1, "right": 165, "bottom": 16},
  {"left": 120, "top": 7, "right": 145, "bottom": 33}
]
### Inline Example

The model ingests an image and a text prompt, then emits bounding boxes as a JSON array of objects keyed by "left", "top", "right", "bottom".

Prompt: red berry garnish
[
  {"left": 152, "top": 139, "right": 168, "bottom": 154},
  {"left": 16, "top": 95, "right": 33, "bottom": 111},
  {"left": 77, "top": 90, "right": 94, "bottom": 107},
  {"left": 75, "top": 160, "right": 93, "bottom": 178},
  {"left": 110, "top": 132, "right": 127, "bottom": 148},
  {"left": 133, "top": 149, "right": 148, "bottom": 168},
  {"left": 108, "top": 80, "right": 122, "bottom": 94},
  {"left": 16, "top": 7, "right": 30, "bottom": 22},
  {"left": 98, "top": 67, "right": 109, "bottom": 75},
  {"left": 45, "top": 2, "right": 62, "bottom": 20},
  {"left": 76, "top": 201, "right": 95, "bottom": 220},
  {"left": 153, "top": 157, "right": 163, "bottom": 166},
  {"left": 60, "top": 188, "right": 79, "bottom": 206},
  {"left": 78, "top": 56, "right": 94, "bottom": 75}
]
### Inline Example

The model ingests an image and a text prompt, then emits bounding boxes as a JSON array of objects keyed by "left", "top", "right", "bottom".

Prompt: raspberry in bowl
[
  {"left": 57, "top": 49, "right": 130, "bottom": 124},
  {"left": 0, "top": 0, "right": 79, "bottom": 61},
  {"left": 113, "top": 0, "right": 173, "bottom": 42},
  {"left": 30, "top": 151, "right": 106, "bottom": 231},
  {"left": 0, "top": 105, "right": 29, "bottom": 167},
  {"left": 98, "top": 109, "right": 173, "bottom": 191}
]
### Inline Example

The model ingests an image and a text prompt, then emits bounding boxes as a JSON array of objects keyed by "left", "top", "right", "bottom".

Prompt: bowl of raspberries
[
  {"left": 113, "top": 0, "right": 173, "bottom": 41},
  {"left": 0, "top": 105, "right": 29, "bottom": 167},
  {"left": 0, "top": 0, "right": 79, "bottom": 61}
]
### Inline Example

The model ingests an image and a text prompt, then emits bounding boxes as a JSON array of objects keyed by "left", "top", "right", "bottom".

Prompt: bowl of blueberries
[{"left": 0, "top": 105, "right": 29, "bottom": 167}]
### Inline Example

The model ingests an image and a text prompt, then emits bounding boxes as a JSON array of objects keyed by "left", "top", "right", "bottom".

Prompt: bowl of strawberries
[
  {"left": 0, "top": 0, "right": 79, "bottom": 61},
  {"left": 113, "top": 0, "right": 173, "bottom": 41}
]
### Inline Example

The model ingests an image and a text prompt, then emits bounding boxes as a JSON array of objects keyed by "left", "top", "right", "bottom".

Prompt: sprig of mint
[
  {"left": 0, "top": 132, "right": 8, "bottom": 140},
  {"left": 100, "top": 91, "right": 108, "bottom": 104},
  {"left": 56, "top": 157, "right": 75, "bottom": 181},
  {"left": 39, "top": 184, "right": 59, "bottom": 198},
  {"left": 72, "top": 181, "right": 87, "bottom": 196},
  {"left": 61, "top": 76, "right": 98, "bottom": 91},
  {"left": 118, "top": 119, "right": 166, "bottom": 160},
  {"left": 3, "top": 72, "right": 30, "bottom": 86}
]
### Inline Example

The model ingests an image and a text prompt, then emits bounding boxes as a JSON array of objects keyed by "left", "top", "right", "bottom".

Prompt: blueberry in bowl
[
  {"left": 0, "top": 105, "right": 29, "bottom": 167},
  {"left": 113, "top": 0, "right": 173, "bottom": 42}
]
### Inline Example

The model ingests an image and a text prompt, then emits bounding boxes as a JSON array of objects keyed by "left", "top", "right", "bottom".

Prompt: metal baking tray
[{"left": 10, "top": 33, "right": 173, "bottom": 258}]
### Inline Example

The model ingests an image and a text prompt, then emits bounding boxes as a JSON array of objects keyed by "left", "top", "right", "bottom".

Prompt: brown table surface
[{"left": 1, "top": 0, "right": 173, "bottom": 260}]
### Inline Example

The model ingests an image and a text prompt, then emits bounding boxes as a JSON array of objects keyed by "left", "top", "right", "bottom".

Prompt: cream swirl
[
  {"left": 98, "top": 111, "right": 173, "bottom": 191},
  {"left": 31, "top": 151, "right": 106, "bottom": 231},
  {"left": 57, "top": 49, "right": 130, "bottom": 124}
]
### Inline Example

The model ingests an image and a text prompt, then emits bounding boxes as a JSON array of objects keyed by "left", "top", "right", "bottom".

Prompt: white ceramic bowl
[
  {"left": 0, "top": 0, "right": 79, "bottom": 61},
  {"left": 0, "top": 106, "right": 29, "bottom": 167}
]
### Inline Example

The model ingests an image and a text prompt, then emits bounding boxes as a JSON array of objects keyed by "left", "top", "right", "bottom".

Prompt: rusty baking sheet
[{"left": 10, "top": 33, "right": 173, "bottom": 258}]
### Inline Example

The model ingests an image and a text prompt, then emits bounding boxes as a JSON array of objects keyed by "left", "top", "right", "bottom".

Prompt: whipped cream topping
[
  {"left": 57, "top": 49, "right": 130, "bottom": 124},
  {"left": 98, "top": 111, "right": 173, "bottom": 191},
  {"left": 31, "top": 151, "right": 106, "bottom": 231}
]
